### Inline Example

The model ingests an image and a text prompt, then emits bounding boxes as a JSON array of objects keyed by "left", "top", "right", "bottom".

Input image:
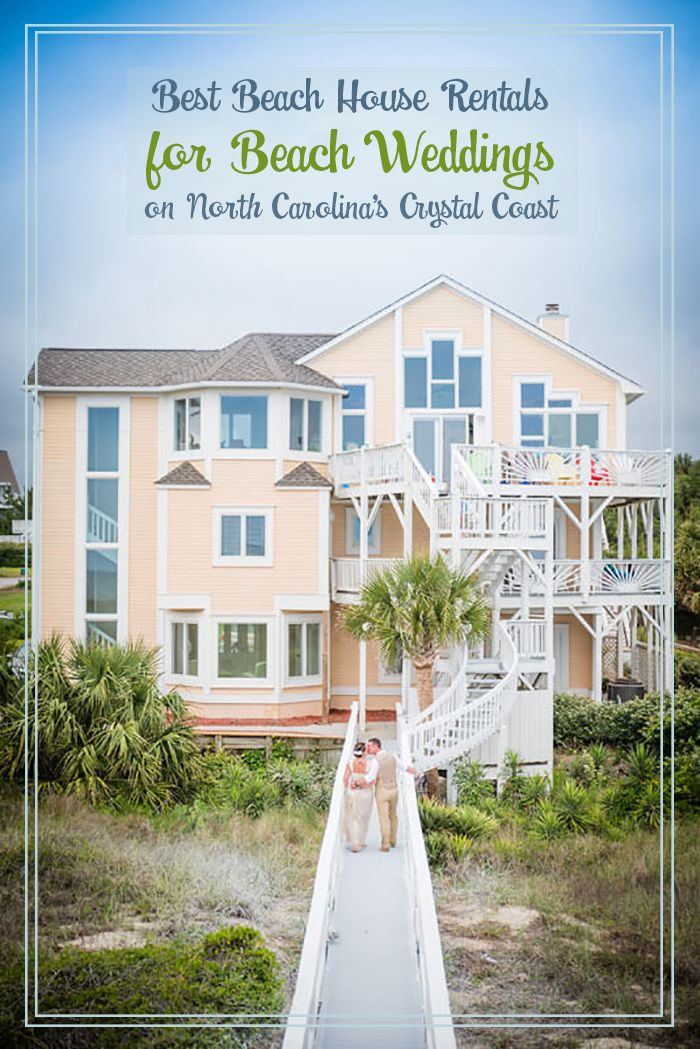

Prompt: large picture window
[
  {"left": 404, "top": 337, "right": 482, "bottom": 411},
  {"left": 220, "top": 395, "right": 268, "bottom": 449},
  {"left": 217, "top": 622, "right": 268, "bottom": 681}
]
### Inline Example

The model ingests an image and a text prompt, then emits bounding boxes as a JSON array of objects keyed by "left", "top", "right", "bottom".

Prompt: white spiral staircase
[{"left": 330, "top": 442, "right": 554, "bottom": 772}]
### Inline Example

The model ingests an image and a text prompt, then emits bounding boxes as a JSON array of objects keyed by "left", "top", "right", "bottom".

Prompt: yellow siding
[
  {"left": 40, "top": 396, "right": 76, "bottom": 638},
  {"left": 128, "top": 398, "right": 158, "bottom": 643},
  {"left": 312, "top": 314, "right": 396, "bottom": 445},
  {"left": 167, "top": 460, "right": 322, "bottom": 613},
  {"left": 402, "top": 284, "right": 484, "bottom": 348},
  {"left": 491, "top": 313, "right": 618, "bottom": 445}
]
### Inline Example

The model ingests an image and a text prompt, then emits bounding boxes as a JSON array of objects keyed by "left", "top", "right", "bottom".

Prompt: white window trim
[
  {"left": 213, "top": 507, "right": 273, "bottom": 566},
  {"left": 75, "top": 397, "right": 130, "bottom": 643},
  {"left": 334, "top": 376, "right": 374, "bottom": 452},
  {"left": 285, "top": 614, "right": 323, "bottom": 686},
  {"left": 213, "top": 615, "right": 273, "bottom": 687},
  {"left": 288, "top": 395, "right": 326, "bottom": 457},
  {"left": 165, "top": 614, "right": 203, "bottom": 686},
  {"left": 512, "top": 375, "right": 608, "bottom": 449},
  {"left": 345, "top": 507, "right": 382, "bottom": 555},
  {"left": 172, "top": 394, "right": 203, "bottom": 457}
]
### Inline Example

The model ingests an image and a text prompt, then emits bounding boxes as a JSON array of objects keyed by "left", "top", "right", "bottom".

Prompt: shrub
[
  {"left": 448, "top": 805, "right": 498, "bottom": 840},
  {"left": 424, "top": 830, "right": 449, "bottom": 869},
  {"left": 445, "top": 832, "right": 473, "bottom": 862},
  {"left": 0, "top": 637, "right": 202, "bottom": 810},
  {"left": 453, "top": 757, "right": 493, "bottom": 805},
  {"left": 554, "top": 691, "right": 658, "bottom": 749},
  {"left": 642, "top": 687, "right": 700, "bottom": 757},
  {"left": 0, "top": 543, "right": 29, "bottom": 568},
  {"left": 669, "top": 746, "right": 700, "bottom": 813},
  {"left": 531, "top": 798, "right": 565, "bottom": 840},
  {"left": 632, "top": 780, "right": 662, "bottom": 829},
  {"left": 32, "top": 926, "right": 283, "bottom": 1038},
  {"left": 552, "top": 779, "right": 594, "bottom": 834},
  {"left": 675, "top": 649, "right": 700, "bottom": 688},
  {"left": 418, "top": 797, "right": 456, "bottom": 833}
]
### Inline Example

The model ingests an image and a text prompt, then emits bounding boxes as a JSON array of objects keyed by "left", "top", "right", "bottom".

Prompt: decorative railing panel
[
  {"left": 459, "top": 445, "right": 669, "bottom": 489},
  {"left": 589, "top": 559, "right": 667, "bottom": 595}
]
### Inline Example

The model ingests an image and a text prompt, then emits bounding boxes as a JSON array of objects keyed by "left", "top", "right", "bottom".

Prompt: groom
[{"left": 360, "top": 738, "right": 415, "bottom": 852}]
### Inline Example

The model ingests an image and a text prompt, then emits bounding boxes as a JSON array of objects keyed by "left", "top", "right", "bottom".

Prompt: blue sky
[{"left": 1, "top": 0, "right": 698, "bottom": 484}]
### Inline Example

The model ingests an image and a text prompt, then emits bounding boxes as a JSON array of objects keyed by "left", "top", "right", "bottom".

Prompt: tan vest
[{"left": 375, "top": 750, "right": 397, "bottom": 790}]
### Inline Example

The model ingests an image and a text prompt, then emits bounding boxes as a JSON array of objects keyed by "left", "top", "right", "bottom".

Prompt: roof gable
[{"left": 296, "top": 274, "right": 643, "bottom": 398}]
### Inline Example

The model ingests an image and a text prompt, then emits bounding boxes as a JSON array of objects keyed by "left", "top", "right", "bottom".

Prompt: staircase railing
[
  {"left": 282, "top": 703, "right": 358, "bottom": 1049},
  {"left": 406, "top": 623, "right": 519, "bottom": 771}
]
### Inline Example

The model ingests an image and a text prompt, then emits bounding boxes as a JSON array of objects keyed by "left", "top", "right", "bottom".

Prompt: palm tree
[{"left": 341, "top": 553, "right": 490, "bottom": 795}]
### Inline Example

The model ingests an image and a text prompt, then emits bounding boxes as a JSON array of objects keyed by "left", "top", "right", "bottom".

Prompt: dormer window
[
  {"left": 174, "top": 397, "right": 201, "bottom": 451},
  {"left": 404, "top": 337, "right": 482, "bottom": 410}
]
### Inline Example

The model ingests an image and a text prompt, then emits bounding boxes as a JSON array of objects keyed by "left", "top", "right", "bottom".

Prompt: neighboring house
[
  {"left": 0, "top": 450, "right": 20, "bottom": 509},
  {"left": 29, "top": 275, "right": 671, "bottom": 777}
]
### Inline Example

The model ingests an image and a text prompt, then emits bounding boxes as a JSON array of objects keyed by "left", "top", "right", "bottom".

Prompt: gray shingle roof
[
  {"left": 29, "top": 333, "right": 339, "bottom": 391},
  {"left": 0, "top": 451, "right": 19, "bottom": 494},
  {"left": 275, "top": 462, "right": 333, "bottom": 489},
  {"left": 154, "top": 461, "right": 210, "bottom": 487}
]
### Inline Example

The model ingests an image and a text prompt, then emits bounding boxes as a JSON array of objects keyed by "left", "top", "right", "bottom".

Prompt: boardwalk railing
[
  {"left": 282, "top": 703, "right": 358, "bottom": 1049},
  {"left": 397, "top": 706, "right": 457, "bottom": 1049}
]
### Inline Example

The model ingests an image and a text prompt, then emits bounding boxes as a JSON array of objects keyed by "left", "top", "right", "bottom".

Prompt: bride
[{"left": 342, "top": 741, "right": 373, "bottom": 853}]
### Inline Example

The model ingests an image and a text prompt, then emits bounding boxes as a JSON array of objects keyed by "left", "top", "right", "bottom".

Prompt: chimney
[{"left": 537, "top": 303, "right": 570, "bottom": 342}]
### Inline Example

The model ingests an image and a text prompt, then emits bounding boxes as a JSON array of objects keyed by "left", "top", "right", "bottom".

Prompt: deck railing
[
  {"left": 87, "top": 506, "right": 118, "bottom": 544},
  {"left": 501, "top": 558, "right": 667, "bottom": 598},
  {"left": 505, "top": 618, "right": 547, "bottom": 659},
  {"left": 435, "top": 494, "right": 549, "bottom": 538},
  {"left": 458, "top": 445, "right": 670, "bottom": 489},
  {"left": 332, "top": 557, "right": 401, "bottom": 597},
  {"left": 282, "top": 703, "right": 358, "bottom": 1049}
]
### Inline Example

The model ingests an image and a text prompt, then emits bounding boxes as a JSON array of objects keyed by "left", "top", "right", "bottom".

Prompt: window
[
  {"left": 378, "top": 648, "right": 403, "bottom": 682},
  {"left": 404, "top": 338, "right": 482, "bottom": 410},
  {"left": 174, "top": 397, "right": 201, "bottom": 451},
  {"left": 170, "top": 621, "right": 199, "bottom": 677},
  {"left": 404, "top": 358, "right": 427, "bottom": 408},
  {"left": 518, "top": 381, "right": 601, "bottom": 449},
  {"left": 215, "top": 509, "right": 271, "bottom": 564},
  {"left": 220, "top": 395, "right": 268, "bottom": 449},
  {"left": 345, "top": 508, "right": 381, "bottom": 555},
  {"left": 287, "top": 619, "right": 322, "bottom": 681},
  {"left": 217, "top": 622, "right": 268, "bottom": 680},
  {"left": 290, "top": 398, "right": 323, "bottom": 452},
  {"left": 340, "top": 383, "right": 367, "bottom": 450},
  {"left": 85, "top": 406, "right": 120, "bottom": 643}
]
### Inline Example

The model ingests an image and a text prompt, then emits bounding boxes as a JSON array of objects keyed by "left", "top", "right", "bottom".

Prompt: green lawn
[{"left": 0, "top": 587, "right": 29, "bottom": 617}]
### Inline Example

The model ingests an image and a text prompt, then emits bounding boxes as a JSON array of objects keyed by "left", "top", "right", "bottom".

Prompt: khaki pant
[{"left": 375, "top": 785, "right": 399, "bottom": 849}]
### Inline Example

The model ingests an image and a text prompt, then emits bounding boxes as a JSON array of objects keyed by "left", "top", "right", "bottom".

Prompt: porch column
[
  {"left": 359, "top": 638, "right": 367, "bottom": 732},
  {"left": 592, "top": 612, "right": 603, "bottom": 703}
]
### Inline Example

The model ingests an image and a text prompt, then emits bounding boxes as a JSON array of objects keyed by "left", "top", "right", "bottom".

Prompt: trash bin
[{"left": 607, "top": 680, "right": 645, "bottom": 703}]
